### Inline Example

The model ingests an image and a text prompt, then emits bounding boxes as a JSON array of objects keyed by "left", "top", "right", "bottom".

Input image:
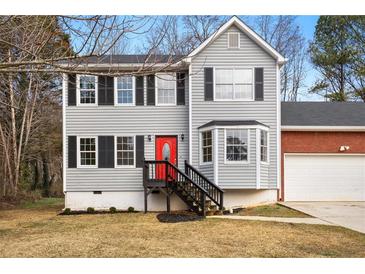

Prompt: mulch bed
[
  {"left": 59, "top": 210, "right": 138, "bottom": 215},
  {"left": 156, "top": 211, "right": 203, "bottom": 223}
]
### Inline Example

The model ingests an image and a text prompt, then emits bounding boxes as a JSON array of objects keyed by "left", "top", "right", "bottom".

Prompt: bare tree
[{"left": 251, "top": 16, "right": 306, "bottom": 101}]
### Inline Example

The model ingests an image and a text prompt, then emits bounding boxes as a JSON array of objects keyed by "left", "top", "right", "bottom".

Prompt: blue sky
[{"left": 295, "top": 16, "right": 321, "bottom": 101}]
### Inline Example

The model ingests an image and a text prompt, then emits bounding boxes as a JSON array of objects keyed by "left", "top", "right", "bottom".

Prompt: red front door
[{"left": 155, "top": 136, "right": 177, "bottom": 180}]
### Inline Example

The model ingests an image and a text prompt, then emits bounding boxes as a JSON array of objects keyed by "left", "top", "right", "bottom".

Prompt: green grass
[
  {"left": 236, "top": 203, "right": 311, "bottom": 218},
  {"left": 19, "top": 197, "right": 64, "bottom": 209}
]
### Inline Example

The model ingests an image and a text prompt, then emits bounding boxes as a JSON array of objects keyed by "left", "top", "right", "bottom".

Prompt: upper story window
[
  {"left": 215, "top": 68, "right": 253, "bottom": 101},
  {"left": 116, "top": 136, "right": 135, "bottom": 167},
  {"left": 201, "top": 130, "right": 212, "bottom": 163},
  {"left": 225, "top": 129, "right": 248, "bottom": 163},
  {"left": 228, "top": 33, "right": 240, "bottom": 49},
  {"left": 116, "top": 76, "right": 134, "bottom": 105},
  {"left": 260, "top": 130, "right": 268, "bottom": 163},
  {"left": 79, "top": 137, "right": 97, "bottom": 167},
  {"left": 78, "top": 75, "right": 97, "bottom": 105},
  {"left": 156, "top": 73, "right": 176, "bottom": 105}
]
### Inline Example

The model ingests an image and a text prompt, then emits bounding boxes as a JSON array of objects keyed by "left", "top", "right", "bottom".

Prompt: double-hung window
[
  {"left": 260, "top": 130, "right": 268, "bottom": 163},
  {"left": 116, "top": 136, "right": 135, "bottom": 167},
  {"left": 156, "top": 73, "right": 176, "bottom": 105},
  {"left": 225, "top": 129, "right": 249, "bottom": 162},
  {"left": 79, "top": 137, "right": 97, "bottom": 167},
  {"left": 201, "top": 130, "right": 212, "bottom": 163},
  {"left": 116, "top": 76, "right": 134, "bottom": 105},
  {"left": 78, "top": 75, "right": 97, "bottom": 105},
  {"left": 215, "top": 68, "right": 253, "bottom": 100}
]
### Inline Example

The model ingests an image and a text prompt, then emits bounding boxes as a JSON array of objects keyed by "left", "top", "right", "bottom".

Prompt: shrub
[
  {"left": 127, "top": 206, "right": 134, "bottom": 212},
  {"left": 86, "top": 207, "right": 95, "bottom": 214},
  {"left": 109, "top": 207, "right": 117, "bottom": 213},
  {"left": 63, "top": 208, "right": 71, "bottom": 215}
]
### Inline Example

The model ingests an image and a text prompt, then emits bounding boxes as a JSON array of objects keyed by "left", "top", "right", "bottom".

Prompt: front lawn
[
  {"left": 236, "top": 203, "right": 311, "bottom": 218},
  {"left": 0, "top": 199, "right": 364, "bottom": 257}
]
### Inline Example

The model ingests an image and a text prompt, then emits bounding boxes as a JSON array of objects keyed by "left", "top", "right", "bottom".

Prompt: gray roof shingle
[
  {"left": 281, "top": 102, "right": 365, "bottom": 126},
  {"left": 75, "top": 54, "right": 183, "bottom": 64},
  {"left": 198, "top": 120, "right": 269, "bottom": 129}
]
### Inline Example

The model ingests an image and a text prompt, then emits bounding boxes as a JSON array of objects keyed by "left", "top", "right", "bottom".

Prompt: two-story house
[{"left": 62, "top": 16, "right": 286, "bottom": 214}]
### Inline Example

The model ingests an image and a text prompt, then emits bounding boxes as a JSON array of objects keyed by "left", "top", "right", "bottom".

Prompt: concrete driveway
[{"left": 281, "top": 202, "right": 365, "bottom": 234}]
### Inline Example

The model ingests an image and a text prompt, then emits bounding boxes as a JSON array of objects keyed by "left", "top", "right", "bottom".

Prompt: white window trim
[
  {"left": 227, "top": 32, "right": 240, "bottom": 49},
  {"left": 114, "top": 135, "right": 136, "bottom": 168},
  {"left": 260, "top": 129, "right": 270, "bottom": 164},
  {"left": 114, "top": 76, "right": 136, "bottom": 106},
  {"left": 155, "top": 73, "right": 177, "bottom": 106},
  {"left": 76, "top": 75, "right": 98, "bottom": 106},
  {"left": 77, "top": 136, "right": 98, "bottom": 168},
  {"left": 199, "top": 130, "right": 213, "bottom": 165},
  {"left": 214, "top": 67, "right": 254, "bottom": 102},
  {"left": 223, "top": 128, "right": 250, "bottom": 165}
]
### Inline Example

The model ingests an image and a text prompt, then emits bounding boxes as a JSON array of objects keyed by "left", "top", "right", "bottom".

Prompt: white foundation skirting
[{"left": 65, "top": 189, "right": 277, "bottom": 211}]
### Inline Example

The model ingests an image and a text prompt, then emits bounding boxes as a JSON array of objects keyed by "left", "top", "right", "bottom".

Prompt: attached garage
[
  {"left": 284, "top": 154, "right": 365, "bottom": 201},
  {"left": 281, "top": 102, "right": 365, "bottom": 202}
]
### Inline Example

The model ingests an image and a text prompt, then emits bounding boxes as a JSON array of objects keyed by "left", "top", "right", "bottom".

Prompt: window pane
[
  {"left": 216, "top": 69, "right": 233, "bottom": 84},
  {"left": 118, "top": 90, "right": 133, "bottom": 104},
  {"left": 234, "top": 69, "right": 252, "bottom": 84},
  {"left": 117, "top": 76, "right": 133, "bottom": 90},
  {"left": 80, "top": 76, "right": 96, "bottom": 89},
  {"left": 225, "top": 130, "right": 248, "bottom": 162},
  {"left": 215, "top": 84, "right": 233, "bottom": 99},
  {"left": 234, "top": 84, "right": 253, "bottom": 100}
]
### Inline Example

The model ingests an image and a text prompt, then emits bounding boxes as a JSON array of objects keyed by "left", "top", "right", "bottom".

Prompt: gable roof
[
  {"left": 186, "top": 16, "right": 286, "bottom": 65},
  {"left": 281, "top": 102, "right": 365, "bottom": 127}
]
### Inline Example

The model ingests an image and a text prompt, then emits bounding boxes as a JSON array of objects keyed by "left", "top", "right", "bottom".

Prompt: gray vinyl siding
[
  {"left": 260, "top": 164, "right": 269, "bottom": 188},
  {"left": 191, "top": 25, "right": 278, "bottom": 189},
  {"left": 65, "top": 75, "right": 189, "bottom": 192}
]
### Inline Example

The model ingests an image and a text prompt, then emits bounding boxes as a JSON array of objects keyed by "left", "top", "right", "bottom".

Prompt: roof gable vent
[{"left": 228, "top": 33, "right": 240, "bottom": 49}]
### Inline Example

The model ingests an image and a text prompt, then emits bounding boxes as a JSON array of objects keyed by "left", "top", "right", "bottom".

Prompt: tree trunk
[{"left": 42, "top": 155, "right": 50, "bottom": 197}]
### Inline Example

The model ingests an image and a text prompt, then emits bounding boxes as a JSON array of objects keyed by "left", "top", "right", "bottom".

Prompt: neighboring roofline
[
  {"left": 281, "top": 126, "right": 365, "bottom": 132},
  {"left": 184, "top": 16, "right": 287, "bottom": 65}
]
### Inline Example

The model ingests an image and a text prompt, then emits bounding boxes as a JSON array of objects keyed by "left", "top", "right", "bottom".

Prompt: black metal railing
[
  {"left": 143, "top": 160, "right": 209, "bottom": 216},
  {"left": 184, "top": 161, "right": 224, "bottom": 210}
]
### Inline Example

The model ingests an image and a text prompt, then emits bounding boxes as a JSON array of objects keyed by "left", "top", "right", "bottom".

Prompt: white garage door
[{"left": 285, "top": 154, "right": 365, "bottom": 201}]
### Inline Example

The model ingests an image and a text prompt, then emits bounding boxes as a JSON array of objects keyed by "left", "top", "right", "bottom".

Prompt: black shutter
[
  {"left": 176, "top": 72, "right": 186, "bottom": 105},
  {"left": 204, "top": 68, "right": 214, "bottom": 101},
  {"left": 68, "top": 136, "right": 77, "bottom": 168},
  {"left": 255, "top": 68, "right": 264, "bottom": 101},
  {"left": 135, "top": 135, "right": 145, "bottom": 168},
  {"left": 146, "top": 75, "right": 155, "bottom": 105},
  {"left": 98, "top": 136, "right": 115, "bottom": 168},
  {"left": 98, "top": 76, "right": 114, "bottom": 105},
  {"left": 68, "top": 74, "right": 76, "bottom": 106},
  {"left": 135, "top": 76, "right": 144, "bottom": 106}
]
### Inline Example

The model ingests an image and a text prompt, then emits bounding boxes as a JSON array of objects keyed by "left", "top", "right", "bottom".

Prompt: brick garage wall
[{"left": 280, "top": 131, "right": 365, "bottom": 200}]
